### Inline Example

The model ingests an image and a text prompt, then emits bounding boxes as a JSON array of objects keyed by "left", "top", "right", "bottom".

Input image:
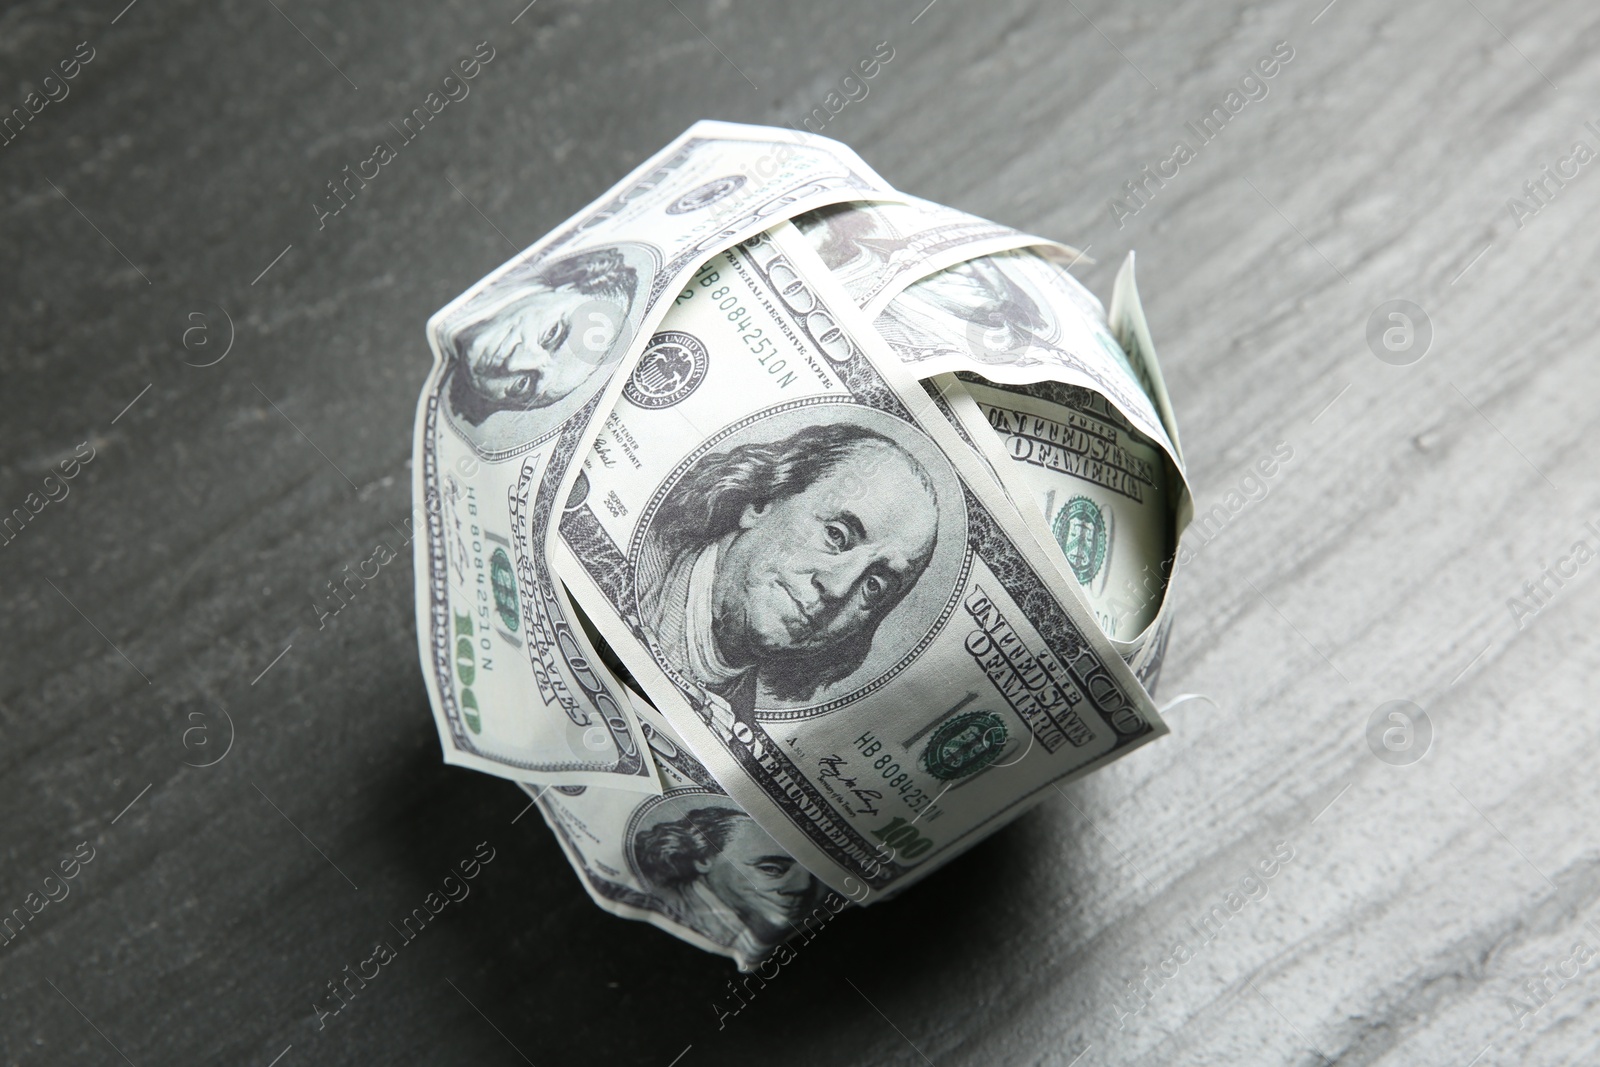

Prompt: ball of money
[{"left": 412, "top": 122, "right": 1191, "bottom": 970}]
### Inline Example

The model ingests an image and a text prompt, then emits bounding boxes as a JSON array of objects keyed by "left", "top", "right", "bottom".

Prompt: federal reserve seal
[
  {"left": 664, "top": 175, "right": 747, "bottom": 214},
  {"left": 624, "top": 330, "right": 709, "bottom": 409},
  {"left": 490, "top": 547, "right": 519, "bottom": 632},
  {"left": 921, "top": 711, "right": 1008, "bottom": 781},
  {"left": 1053, "top": 495, "right": 1108, "bottom": 586}
]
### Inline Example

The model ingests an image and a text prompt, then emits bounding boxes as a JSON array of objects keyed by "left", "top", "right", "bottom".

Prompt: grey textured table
[{"left": 4, "top": 0, "right": 1598, "bottom": 1064}]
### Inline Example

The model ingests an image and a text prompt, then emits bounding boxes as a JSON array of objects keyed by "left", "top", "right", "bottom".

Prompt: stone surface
[{"left": 3, "top": 0, "right": 1598, "bottom": 1064}]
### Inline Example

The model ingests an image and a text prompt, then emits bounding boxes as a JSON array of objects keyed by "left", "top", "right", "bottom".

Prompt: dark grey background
[{"left": 5, "top": 0, "right": 1598, "bottom": 1064}]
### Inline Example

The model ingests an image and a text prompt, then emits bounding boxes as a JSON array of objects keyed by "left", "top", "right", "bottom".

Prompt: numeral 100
[{"left": 871, "top": 816, "right": 933, "bottom": 859}]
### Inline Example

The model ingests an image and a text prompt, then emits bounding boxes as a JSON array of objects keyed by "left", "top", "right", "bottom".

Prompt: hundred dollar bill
[
  {"left": 527, "top": 692, "right": 845, "bottom": 971},
  {"left": 1104, "top": 252, "right": 1192, "bottom": 685},
  {"left": 956, "top": 376, "right": 1174, "bottom": 642},
  {"left": 798, "top": 217, "right": 1189, "bottom": 648},
  {"left": 913, "top": 375, "right": 1178, "bottom": 653},
  {"left": 794, "top": 196, "right": 1083, "bottom": 315},
  {"left": 874, "top": 247, "right": 1177, "bottom": 464},
  {"left": 413, "top": 121, "right": 904, "bottom": 789},
  {"left": 1110, "top": 252, "right": 1186, "bottom": 468},
  {"left": 550, "top": 222, "right": 1166, "bottom": 898}
]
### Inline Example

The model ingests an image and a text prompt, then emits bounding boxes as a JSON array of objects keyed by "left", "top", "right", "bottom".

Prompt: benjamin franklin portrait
[
  {"left": 631, "top": 799, "right": 826, "bottom": 958},
  {"left": 637, "top": 413, "right": 965, "bottom": 716},
  {"left": 886, "top": 254, "right": 1055, "bottom": 363},
  {"left": 798, "top": 201, "right": 904, "bottom": 294},
  {"left": 438, "top": 243, "right": 654, "bottom": 454},
  {"left": 881, "top": 251, "right": 1144, "bottom": 388}
]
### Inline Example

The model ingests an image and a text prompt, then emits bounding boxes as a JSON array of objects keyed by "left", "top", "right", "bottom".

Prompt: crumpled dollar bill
[{"left": 411, "top": 121, "right": 1191, "bottom": 969}]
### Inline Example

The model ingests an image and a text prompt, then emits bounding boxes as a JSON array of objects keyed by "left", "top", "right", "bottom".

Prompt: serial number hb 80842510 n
[{"left": 672, "top": 256, "right": 799, "bottom": 388}]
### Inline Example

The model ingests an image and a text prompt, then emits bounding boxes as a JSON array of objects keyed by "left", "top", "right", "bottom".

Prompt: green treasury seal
[
  {"left": 490, "top": 547, "right": 519, "bottom": 632},
  {"left": 921, "top": 711, "right": 1009, "bottom": 781},
  {"left": 1053, "top": 495, "right": 1107, "bottom": 585}
]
